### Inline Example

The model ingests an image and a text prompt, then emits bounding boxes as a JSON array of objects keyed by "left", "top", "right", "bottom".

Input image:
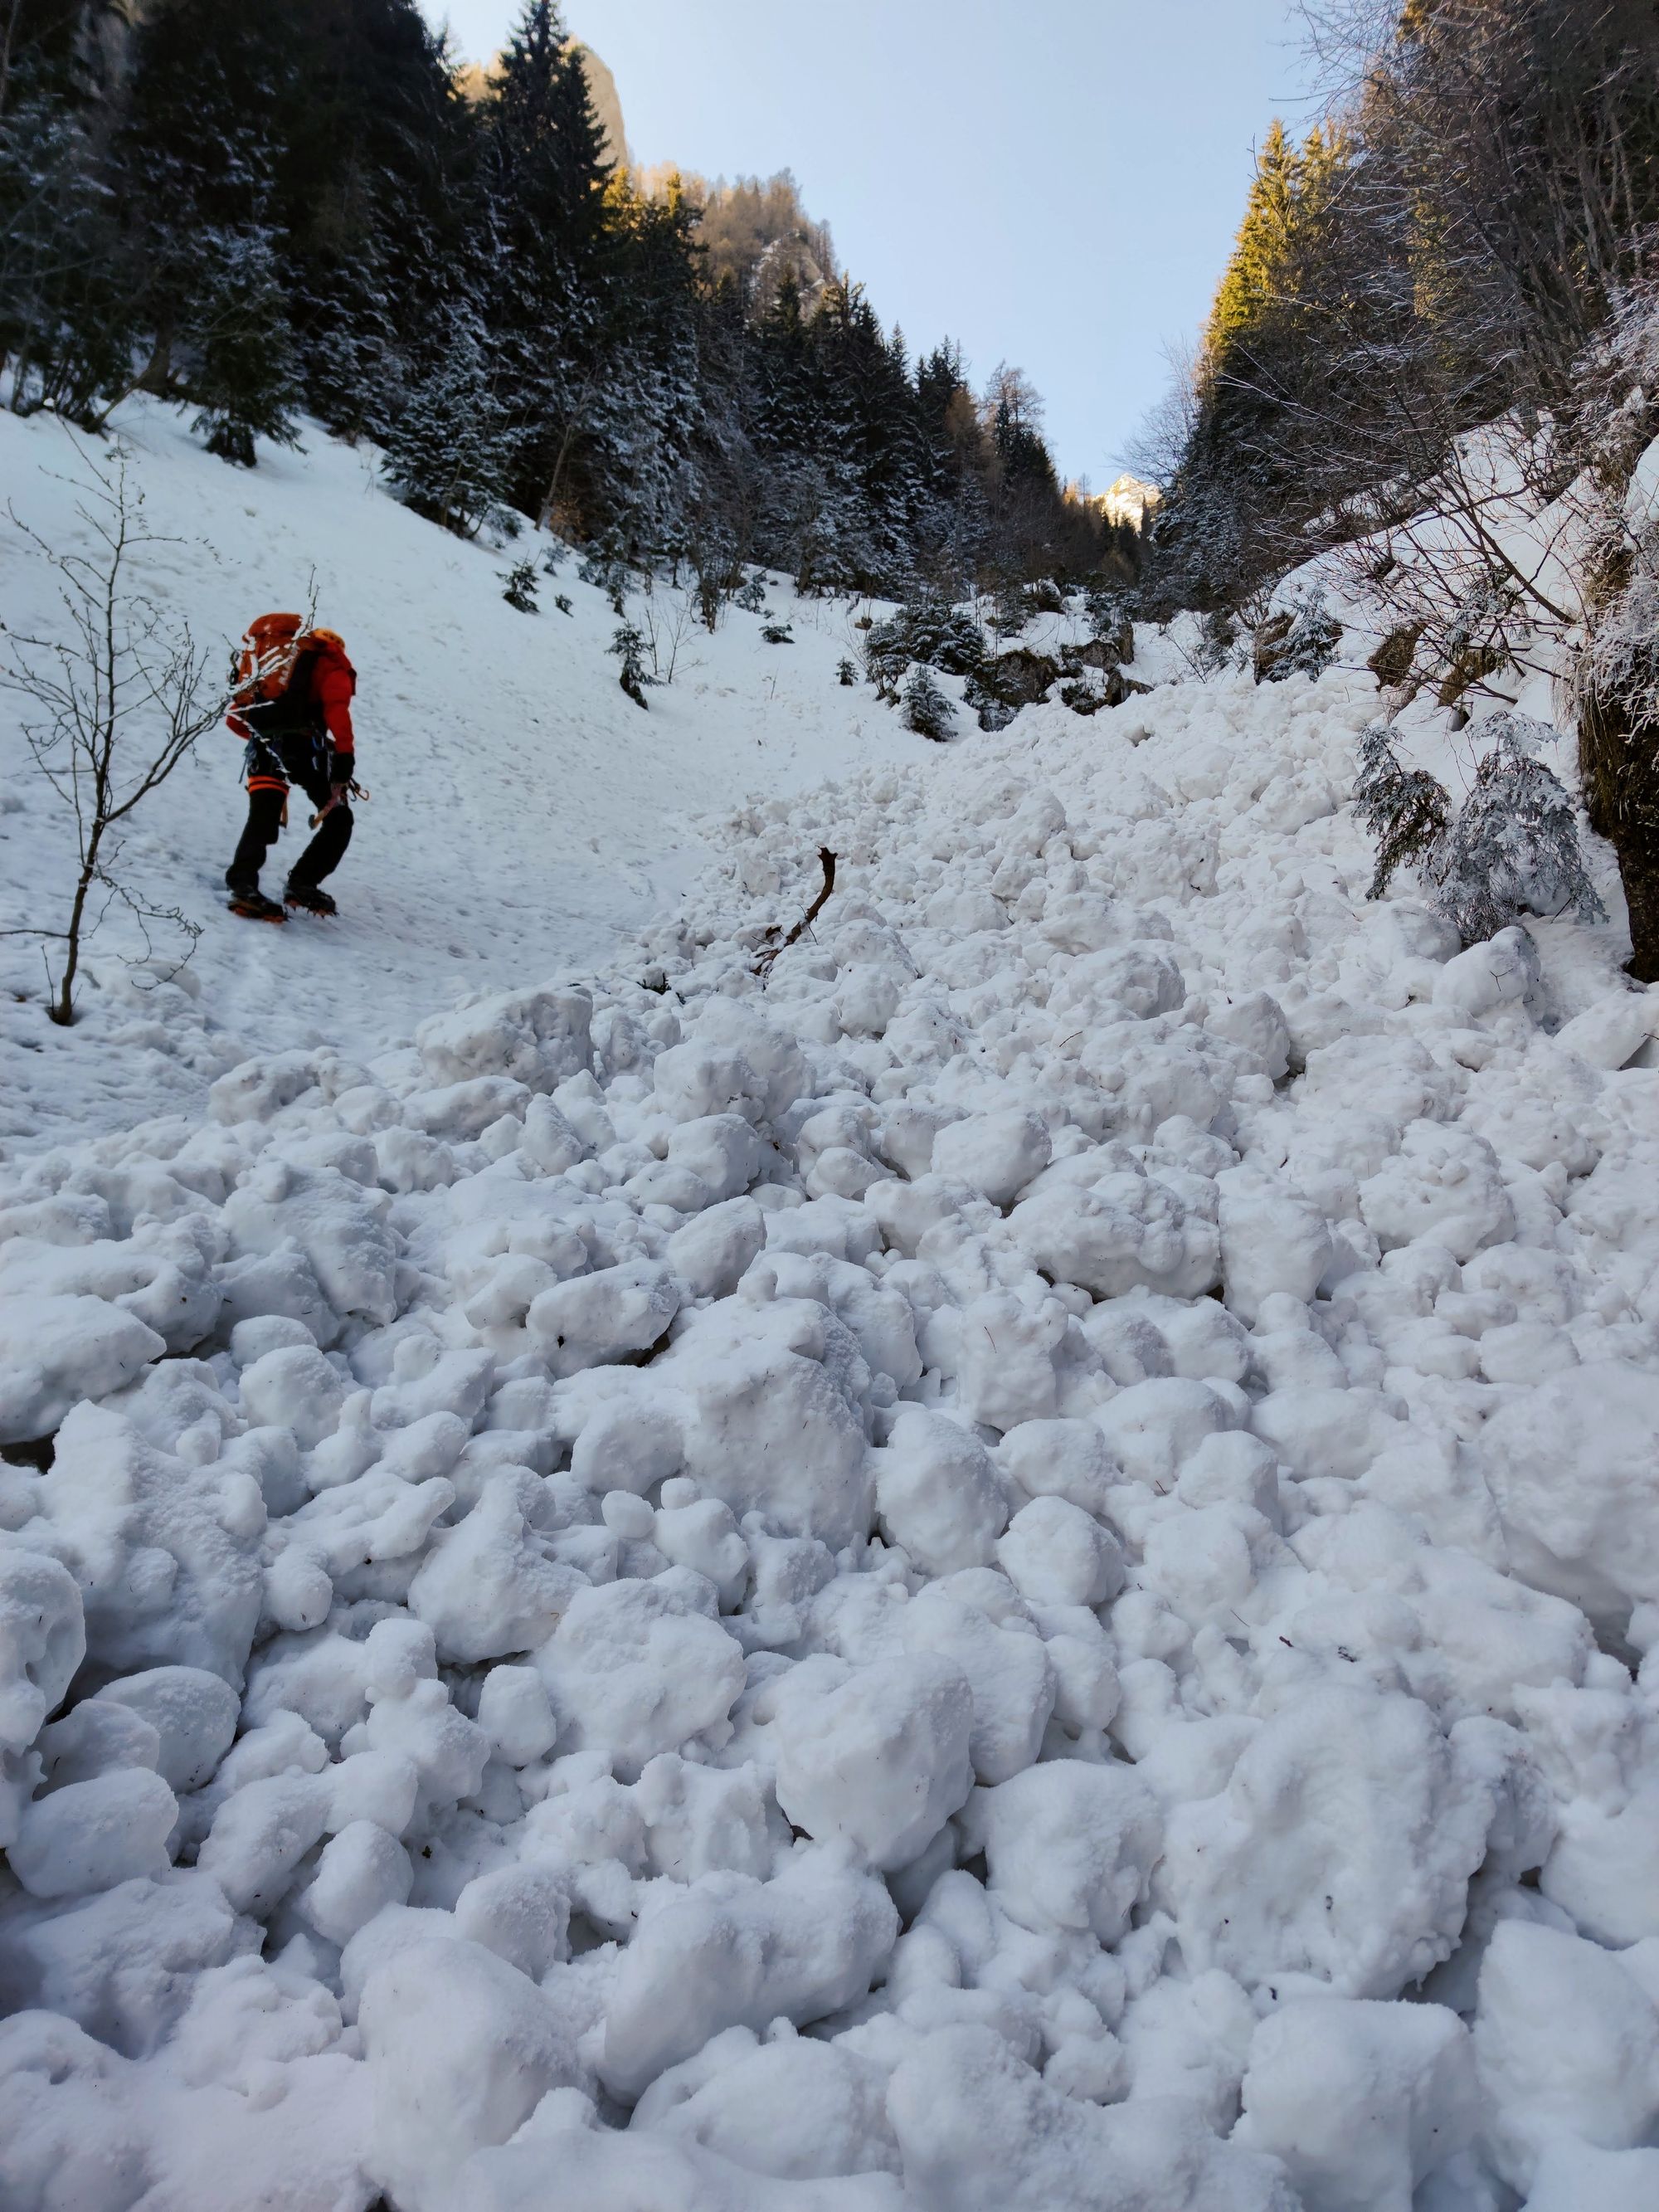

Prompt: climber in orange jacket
[{"left": 225, "top": 615, "right": 360, "bottom": 921}]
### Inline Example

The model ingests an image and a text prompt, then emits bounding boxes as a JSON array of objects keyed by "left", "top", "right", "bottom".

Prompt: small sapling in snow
[
  {"left": 611, "top": 624, "right": 649, "bottom": 709},
  {"left": 1, "top": 442, "right": 223, "bottom": 1025},
  {"left": 502, "top": 559, "right": 539, "bottom": 613}
]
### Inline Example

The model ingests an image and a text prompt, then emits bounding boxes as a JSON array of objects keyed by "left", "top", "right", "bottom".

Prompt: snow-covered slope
[
  {"left": 6, "top": 412, "right": 1659, "bottom": 2210},
  {"left": 0, "top": 400, "right": 927, "bottom": 1154}
]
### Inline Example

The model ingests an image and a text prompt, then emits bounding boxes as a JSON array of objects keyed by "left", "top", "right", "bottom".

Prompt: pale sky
[{"left": 419, "top": 0, "right": 1311, "bottom": 486}]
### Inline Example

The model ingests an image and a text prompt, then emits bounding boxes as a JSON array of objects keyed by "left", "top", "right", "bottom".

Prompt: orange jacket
[{"left": 309, "top": 636, "right": 357, "bottom": 755}]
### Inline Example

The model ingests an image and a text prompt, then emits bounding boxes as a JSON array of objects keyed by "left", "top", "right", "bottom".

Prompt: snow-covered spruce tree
[
  {"left": 611, "top": 623, "right": 649, "bottom": 707},
  {"left": 294, "top": 232, "right": 402, "bottom": 451},
  {"left": 1355, "top": 723, "right": 1451, "bottom": 898},
  {"left": 902, "top": 665, "right": 956, "bottom": 742},
  {"left": 864, "top": 597, "right": 985, "bottom": 700},
  {"left": 1429, "top": 713, "right": 1605, "bottom": 943},
  {"left": 1190, "top": 608, "right": 1237, "bottom": 678},
  {"left": 502, "top": 558, "right": 539, "bottom": 611},
  {"left": 1258, "top": 586, "right": 1341, "bottom": 684},
  {"left": 1085, "top": 587, "right": 1136, "bottom": 663},
  {"left": 101, "top": 4, "right": 304, "bottom": 463},
  {"left": 484, "top": 2, "right": 615, "bottom": 532},
  {"left": 187, "top": 222, "right": 303, "bottom": 466},
  {"left": 0, "top": 18, "right": 134, "bottom": 423},
  {"left": 383, "top": 306, "right": 513, "bottom": 538}
]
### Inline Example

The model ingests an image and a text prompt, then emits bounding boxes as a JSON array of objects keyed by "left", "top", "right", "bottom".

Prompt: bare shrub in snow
[
  {"left": 0, "top": 443, "right": 222, "bottom": 1025},
  {"left": 633, "top": 577, "right": 700, "bottom": 686},
  {"left": 1584, "top": 568, "right": 1659, "bottom": 733}
]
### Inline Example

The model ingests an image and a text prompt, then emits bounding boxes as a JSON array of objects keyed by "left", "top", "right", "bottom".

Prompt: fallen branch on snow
[{"left": 753, "top": 846, "right": 837, "bottom": 979}]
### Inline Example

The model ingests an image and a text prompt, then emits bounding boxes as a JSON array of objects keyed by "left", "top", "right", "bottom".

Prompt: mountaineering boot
[
  {"left": 228, "top": 886, "right": 286, "bottom": 923},
  {"left": 285, "top": 881, "right": 338, "bottom": 916}
]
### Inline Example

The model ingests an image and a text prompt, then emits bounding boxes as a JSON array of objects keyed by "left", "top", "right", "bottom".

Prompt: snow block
[
  {"left": 416, "top": 983, "right": 594, "bottom": 1093},
  {"left": 362, "top": 1937, "right": 585, "bottom": 2212},
  {"left": 601, "top": 1855, "right": 898, "bottom": 2098},
  {"left": 19, "top": 1403, "right": 265, "bottom": 1688},
  {"left": 0, "top": 1293, "right": 165, "bottom": 1443},
  {"left": 771, "top": 1651, "right": 975, "bottom": 1869}
]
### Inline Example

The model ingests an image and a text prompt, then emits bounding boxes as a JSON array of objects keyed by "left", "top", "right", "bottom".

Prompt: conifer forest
[{"left": 0, "top": 0, "right": 1138, "bottom": 600}]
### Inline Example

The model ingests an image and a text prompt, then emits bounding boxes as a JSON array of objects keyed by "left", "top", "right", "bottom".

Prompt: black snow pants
[{"left": 227, "top": 734, "right": 353, "bottom": 894}]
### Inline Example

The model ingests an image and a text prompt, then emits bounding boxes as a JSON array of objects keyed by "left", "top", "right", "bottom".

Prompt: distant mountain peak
[{"left": 1103, "top": 474, "right": 1160, "bottom": 528}]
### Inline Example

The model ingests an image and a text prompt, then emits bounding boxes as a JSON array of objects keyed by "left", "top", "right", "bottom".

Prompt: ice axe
[{"left": 309, "top": 778, "right": 370, "bottom": 830}]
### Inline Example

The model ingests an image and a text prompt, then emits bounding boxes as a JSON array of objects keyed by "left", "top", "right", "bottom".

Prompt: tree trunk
[
  {"left": 8, "top": 331, "right": 32, "bottom": 412},
  {"left": 134, "top": 319, "right": 174, "bottom": 397},
  {"left": 1580, "top": 685, "right": 1659, "bottom": 982},
  {"left": 51, "top": 856, "right": 95, "bottom": 1025}
]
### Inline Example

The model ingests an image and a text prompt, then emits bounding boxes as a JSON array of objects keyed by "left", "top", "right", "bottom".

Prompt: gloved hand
[{"left": 330, "top": 755, "right": 355, "bottom": 801}]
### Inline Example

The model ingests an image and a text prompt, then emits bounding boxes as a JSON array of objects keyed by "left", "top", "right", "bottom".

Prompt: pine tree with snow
[
  {"left": 502, "top": 559, "right": 540, "bottom": 611},
  {"left": 902, "top": 666, "right": 956, "bottom": 742},
  {"left": 102, "top": 2, "right": 304, "bottom": 462},
  {"left": 483, "top": 1, "right": 615, "bottom": 525},
  {"left": 0, "top": 16, "right": 134, "bottom": 421},
  {"left": 1259, "top": 587, "right": 1341, "bottom": 683},
  {"left": 188, "top": 224, "right": 303, "bottom": 466},
  {"left": 1355, "top": 722, "right": 1452, "bottom": 898},
  {"left": 1429, "top": 712, "right": 1605, "bottom": 943},
  {"left": 611, "top": 623, "right": 649, "bottom": 707},
  {"left": 383, "top": 305, "right": 513, "bottom": 538}
]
